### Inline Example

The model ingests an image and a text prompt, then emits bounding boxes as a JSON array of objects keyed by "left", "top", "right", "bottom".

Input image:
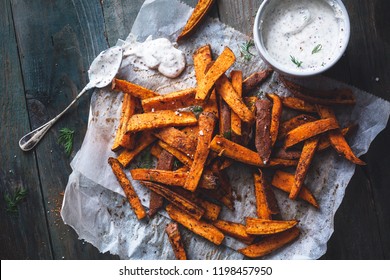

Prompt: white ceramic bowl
[{"left": 253, "top": 0, "right": 350, "bottom": 77}]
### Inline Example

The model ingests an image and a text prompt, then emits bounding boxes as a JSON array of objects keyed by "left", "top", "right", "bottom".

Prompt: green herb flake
[
  {"left": 139, "top": 148, "right": 153, "bottom": 169},
  {"left": 173, "top": 158, "right": 182, "bottom": 170},
  {"left": 312, "top": 44, "right": 323, "bottom": 54},
  {"left": 240, "top": 40, "right": 255, "bottom": 62},
  {"left": 290, "top": 55, "right": 303, "bottom": 68},
  {"left": 5, "top": 187, "right": 28, "bottom": 214},
  {"left": 223, "top": 130, "right": 232, "bottom": 140},
  {"left": 190, "top": 105, "right": 203, "bottom": 117},
  {"left": 58, "top": 128, "right": 74, "bottom": 156}
]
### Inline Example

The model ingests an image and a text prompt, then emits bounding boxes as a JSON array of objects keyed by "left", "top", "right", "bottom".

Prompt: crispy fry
[
  {"left": 317, "top": 125, "right": 355, "bottom": 151},
  {"left": 254, "top": 171, "right": 277, "bottom": 220},
  {"left": 177, "top": 0, "right": 215, "bottom": 41},
  {"left": 184, "top": 112, "right": 217, "bottom": 191},
  {"left": 154, "top": 127, "right": 197, "bottom": 157},
  {"left": 210, "top": 135, "right": 298, "bottom": 167},
  {"left": 158, "top": 140, "right": 193, "bottom": 167},
  {"left": 244, "top": 96, "right": 258, "bottom": 113},
  {"left": 165, "top": 223, "right": 187, "bottom": 260},
  {"left": 213, "top": 219, "right": 255, "bottom": 244},
  {"left": 108, "top": 157, "right": 146, "bottom": 220},
  {"left": 141, "top": 88, "right": 198, "bottom": 112},
  {"left": 255, "top": 99, "right": 272, "bottom": 164},
  {"left": 266, "top": 93, "right": 282, "bottom": 146},
  {"left": 131, "top": 169, "right": 188, "bottom": 186},
  {"left": 166, "top": 204, "right": 225, "bottom": 245},
  {"left": 196, "top": 47, "right": 236, "bottom": 101},
  {"left": 149, "top": 149, "right": 174, "bottom": 217},
  {"left": 278, "top": 114, "right": 317, "bottom": 140},
  {"left": 199, "top": 199, "right": 221, "bottom": 221},
  {"left": 150, "top": 143, "right": 163, "bottom": 158},
  {"left": 238, "top": 227, "right": 300, "bottom": 258},
  {"left": 112, "top": 78, "right": 159, "bottom": 99},
  {"left": 284, "top": 118, "right": 339, "bottom": 148},
  {"left": 280, "top": 96, "right": 317, "bottom": 113},
  {"left": 142, "top": 181, "right": 205, "bottom": 220},
  {"left": 117, "top": 132, "right": 156, "bottom": 167},
  {"left": 281, "top": 76, "right": 355, "bottom": 105},
  {"left": 271, "top": 170, "right": 319, "bottom": 208},
  {"left": 245, "top": 217, "right": 298, "bottom": 235},
  {"left": 242, "top": 69, "right": 273, "bottom": 94},
  {"left": 272, "top": 148, "right": 302, "bottom": 160},
  {"left": 112, "top": 93, "right": 136, "bottom": 151},
  {"left": 215, "top": 74, "right": 255, "bottom": 123},
  {"left": 290, "top": 137, "right": 320, "bottom": 200},
  {"left": 316, "top": 105, "right": 366, "bottom": 165},
  {"left": 230, "top": 70, "right": 243, "bottom": 137},
  {"left": 127, "top": 110, "right": 198, "bottom": 132}
]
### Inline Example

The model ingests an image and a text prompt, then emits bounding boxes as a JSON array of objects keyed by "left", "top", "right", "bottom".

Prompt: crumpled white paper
[{"left": 61, "top": 0, "right": 390, "bottom": 259}]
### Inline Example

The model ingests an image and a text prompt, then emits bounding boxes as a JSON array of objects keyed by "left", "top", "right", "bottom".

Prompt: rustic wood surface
[{"left": 1, "top": 0, "right": 389, "bottom": 259}]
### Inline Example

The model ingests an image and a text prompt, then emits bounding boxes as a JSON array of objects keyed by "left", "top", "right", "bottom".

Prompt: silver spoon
[{"left": 19, "top": 46, "right": 123, "bottom": 151}]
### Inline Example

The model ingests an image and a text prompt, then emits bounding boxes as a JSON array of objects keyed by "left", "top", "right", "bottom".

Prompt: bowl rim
[{"left": 253, "top": 0, "right": 351, "bottom": 77}]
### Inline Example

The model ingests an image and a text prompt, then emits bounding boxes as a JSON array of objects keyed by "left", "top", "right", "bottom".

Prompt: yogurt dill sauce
[{"left": 260, "top": 0, "right": 347, "bottom": 74}]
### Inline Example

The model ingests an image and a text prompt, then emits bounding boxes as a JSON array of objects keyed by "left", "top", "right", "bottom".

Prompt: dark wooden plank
[
  {"left": 0, "top": 0, "right": 52, "bottom": 259},
  {"left": 11, "top": 0, "right": 117, "bottom": 259}
]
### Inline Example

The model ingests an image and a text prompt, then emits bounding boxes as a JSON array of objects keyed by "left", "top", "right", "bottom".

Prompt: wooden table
[{"left": 1, "top": 0, "right": 389, "bottom": 260}]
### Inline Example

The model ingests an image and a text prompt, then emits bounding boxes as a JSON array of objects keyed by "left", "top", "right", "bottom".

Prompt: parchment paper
[{"left": 61, "top": 0, "right": 390, "bottom": 259}]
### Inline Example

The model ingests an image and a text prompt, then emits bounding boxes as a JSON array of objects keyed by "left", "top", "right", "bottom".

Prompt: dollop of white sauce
[
  {"left": 261, "top": 0, "right": 346, "bottom": 72},
  {"left": 123, "top": 36, "right": 186, "bottom": 78}
]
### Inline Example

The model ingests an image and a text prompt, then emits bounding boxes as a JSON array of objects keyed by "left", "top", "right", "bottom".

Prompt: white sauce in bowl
[
  {"left": 258, "top": 0, "right": 348, "bottom": 75},
  {"left": 123, "top": 36, "right": 186, "bottom": 78}
]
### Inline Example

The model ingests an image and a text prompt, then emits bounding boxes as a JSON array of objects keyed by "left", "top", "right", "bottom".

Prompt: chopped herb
[
  {"left": 240, "top": 40, "right": 255, "bottom": 62},
  {"left": 58, "top": 128, "right": 74, "bottom": 156},
  {"left": 190, "top": 105, "right": 203, "bottom": 117},
  {"left": 290, "top": 55, "right": 303, "bottom": 68},
  {"left": 5, "top": 187, "right": 28, "bottom": 214},
  {"left": 173, "top": 158, "right": 182, "bottom": 170},
  {"left": 312, "top": 44, "right": 323, "bottom": 54},
  {"left": 223, "top": 130, "right": 232, "bottom": 140},
  {"left": 139, "top": 148, "right": 153, "bottom": 169}
]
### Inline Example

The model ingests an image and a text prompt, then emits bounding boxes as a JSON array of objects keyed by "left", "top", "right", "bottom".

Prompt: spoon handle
[{"left": 19, "top": 84, "right": 91, "bottom": 151}]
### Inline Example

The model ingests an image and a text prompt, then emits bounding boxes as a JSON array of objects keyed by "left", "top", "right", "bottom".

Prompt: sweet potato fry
[
  {"left": 267, "top": 93, "right": 282, "bottom": 147},
  {"left": 254, "top": 170, "right": 279, "bottom": 219},
  {"left": 255, "top": 99, "right": 272, "bottom": 164},
  {"left": 127, "top": 110, "right": 198, "bottom": 132},
  {"left": 316, "top": 105, "right": 366, "bottom": 165},
  {"left": 141, "top": 88, "right": 197, "bottom": 112},
  {"left": 165, "top": 223, "right": 187, "bottom": 260},
  {"left": 230, "top": 70, "right": 243, "bottom": 137},
  {"left": 281, "top": 77, "right": 355, "bottom": 105},
  {"left": 272, "top": 147, "right": 302, "bottom": 160},
  {"left": 117, "top": 132, "right": 156, "bottom": 167},
  {"left": 284, "top": 118, "right": 339, "bottom": 148},
  {"left": 150, "top": 142, "right": 163, "bottom": 158},
  {"left": 142, "top": 181, "right": 205, "bottom": 220},
  {"left": 166, "top": 204, "right": 225, "bottom": 245},
  {"left": 244, "top": 96, "right": 258, "bottom": 113},
  {"left": 215, "top": 74, "right": 255, "bottom": 123},
  {"left": 245, "top": 217, "right": 298, "bottom": 235},
  {"left": 154, "top": 127, "right": 197, "bottom": 157},
  {"left": 184, "top": 112, "right": 217, "bottom": 192},
  {"left": 196, "top": 47, "right": 236, "bottom": 101},
  {"left": 112, "top": 78, "right": 159, "bottom": 99},
  {"left": 213, "top": 219, "right": 255, "bottom": 245},
  {"left": 199, "top": 199, "right": 221, "bottom": 221},
  {"left": 177, "top": 0, "right": 215, "bottom": 41},
  {"left": 278, "top": 114, "right": 317, "bottom": 140},
  {"left": 317, "top": 125, "right": 355, "bottom": 151},
  {"left": 238, "top": 227, "right": 300, "bottom": 258},
  {"left": 290, "top": 137, "right": 320, "bottom": 200},
  {"left": 271, "top": 170, "right": 319, "bottom": 208},
  {"left": 158, "top": 141, "right": 193, "bottom": 167},
  {"left": 193, "top": 45, "right": 219, "bottom": 117},
  {"left": 108, "top": 157, "right": 146, "bottom": 220},
  {"left": 131, "top": 169, "right": 188, "bottom": 186},
  {"left": 280, "top": 96, "right": 317, "bottom": 113},
  {"left": 210, "top": 135, "right": 298, "bottom": 167},
  {"left": 149, "top": 149, "right": 174, "bottom": 217},
  {"left": 111, "top": 93, "right": 136, "bottom": 151},
  {"left": 242, "top": 69, "right": 273, "bottom": 94}
]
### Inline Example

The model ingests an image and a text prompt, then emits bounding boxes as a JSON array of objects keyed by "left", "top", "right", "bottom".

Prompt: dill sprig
[
  {"left": 240, "top": 40, "right": 255, "bottom": 62},
  {"left": 290, "top": 55, "right": 303, "bottom": 68},
  {"left": 139, "top": 148, "right": 153, "bottom": 169},
  {"left": 5, "top": 187, "right": 29, "bottom": 214},
  {"left": 189, "top": 105, "right": 203, "bottom": 117},
  {"left": 312, "top": 44, "right": 323, "bottom": 54},
  {"left": 58, "top": 128, "right": 74, "bottom": 156}
]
